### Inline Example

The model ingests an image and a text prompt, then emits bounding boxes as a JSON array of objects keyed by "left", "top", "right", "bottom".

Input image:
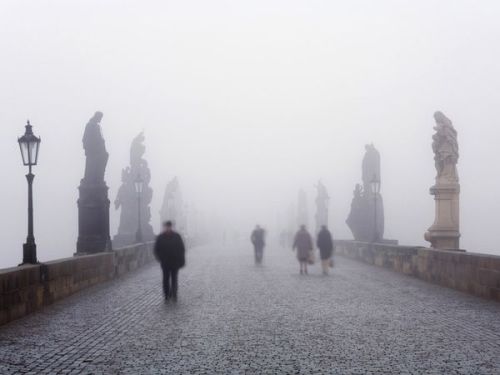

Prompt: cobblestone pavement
[{"left": 1, "top": 243, "right": 500, "bottom": 374}]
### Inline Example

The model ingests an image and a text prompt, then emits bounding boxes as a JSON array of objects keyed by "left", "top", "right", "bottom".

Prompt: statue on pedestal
[
  {"left": 297, "top": 189, "right": 308, "bottom": 227},
  {"left": 76, "top": 112, "right": 112, "bottom": 254},
  {"left": 346, "top": 144, "right": 385, "bottom": 242},
  {"left": 113, "top": 132, "right": 155, "bottom": 247},
  {"left": 425, "top": 111, "right": 461, "bottom": 250},
  {"left": 432, "top": 111, "right": 459, "bottom": 184},
  {"left": 314, "top": 181, "right": 329, "bottom": 234},
  {"left": 362, "top": 144, "right": 381, "bottom": 193},
  {"left": 160, "top": 177, "right": 186, "bottom": 234}
]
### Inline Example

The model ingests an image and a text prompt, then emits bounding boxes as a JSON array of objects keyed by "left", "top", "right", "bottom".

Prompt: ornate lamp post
[
  {"left": 18, "top": 121, "right": 41, "bottom": 264},
  {"left": 134, "top": 174, "right": 144, "bottom": 243},
  {"left": 370, "top": 174, "right": 381, "bottom": 243}
]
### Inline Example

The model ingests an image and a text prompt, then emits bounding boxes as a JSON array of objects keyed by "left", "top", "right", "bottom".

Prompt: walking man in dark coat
[
  {"left": 316, "top": 225, "right": 334, "bottom": 275},
  {"left": 154, "top": 221, "right": 185, "bottom": 301}
]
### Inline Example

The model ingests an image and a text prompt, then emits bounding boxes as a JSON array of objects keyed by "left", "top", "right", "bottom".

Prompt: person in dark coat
[
  {"left": 154, "top": 221, "right": 185, "bottom": 301},
  {"left": 293, "top": 225, "right": 313, "bottom": 275},
  {"left": 317, "top": 225, "right": 334, "bottom": 275},
  {"left": 250, "top": 225, "right": 266, "bottom": 264}
]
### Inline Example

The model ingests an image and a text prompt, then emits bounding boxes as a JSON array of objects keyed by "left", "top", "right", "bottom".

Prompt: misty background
[{"left": 1, "top": 0, "right": 499, "bottom": 268}]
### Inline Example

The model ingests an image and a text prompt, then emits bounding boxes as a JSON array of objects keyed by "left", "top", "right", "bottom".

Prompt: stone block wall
[
  {"left": 0, "top": 265, "right": 41, "bottom": 324},
  {"left": 335, "top": 240, "right": 500, "bottom": 302},
  {"left": 114, "top": 243, "right": 155, "bottom": 277},
  {"left": 0, "top": 243, "right": 154, "bottom": 326}
]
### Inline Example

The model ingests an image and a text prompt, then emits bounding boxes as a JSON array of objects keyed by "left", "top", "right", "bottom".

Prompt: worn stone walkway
[{"left": 1, "top": 242, "right": 500, "bottom": 374}]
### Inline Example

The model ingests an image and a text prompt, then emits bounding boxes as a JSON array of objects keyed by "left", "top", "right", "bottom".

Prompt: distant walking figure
[
  {"left": 251, "top": 225, "right": 266, "bottom": 264},
  {"left": 293, "top": 225, "right": 313, "bottom": 275},
  {"left": 317, "top": 225, "right": 334, "bottom": 275},
  {"left": 154, "top": 221, "right": 185, "bottom": 301}
]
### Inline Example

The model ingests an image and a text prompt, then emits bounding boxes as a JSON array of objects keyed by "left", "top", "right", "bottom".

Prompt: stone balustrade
[
  {"left": 0, "top": 243, "right": 155, "bottom": 326},
  {"left": 335, "top": 240, "right": 500, "bottom": 302}
]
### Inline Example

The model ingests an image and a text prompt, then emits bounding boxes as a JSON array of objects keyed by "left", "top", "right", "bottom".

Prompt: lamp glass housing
[
  {"left": 134, "top": 175, "right": 144, "bottom": 194},
  {"left": 370, "top": 174, "right": 381, "bottom": 195},
  {"left": 18, "top": 121, "right": 41, "bottom": 166}
]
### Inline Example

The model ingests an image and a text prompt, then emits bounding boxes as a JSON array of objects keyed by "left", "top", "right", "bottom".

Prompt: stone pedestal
[
  {"left": 346, "top": 190, "right": 384, "bottom": 242},
  {"left": 76, "top": 181, "right": 112, "bottom": 254},
  {"left": 425, "top": 184, "right": 460, "bottom": 250}
]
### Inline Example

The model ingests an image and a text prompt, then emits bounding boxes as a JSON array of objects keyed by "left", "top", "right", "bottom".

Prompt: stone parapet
[
  {"left": 0, "top": 242, "right": 154, "bottom": 326},
  {"left": 335, "top": 240, "right": 500, "bottom": 302}
]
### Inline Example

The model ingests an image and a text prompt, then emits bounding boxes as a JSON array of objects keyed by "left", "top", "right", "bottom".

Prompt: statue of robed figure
[
  {"left": 346, "top": 144, "right": 385, "bottom": 242},
  {"left": 297, "top": 189, "right": 308, "bottom": 228},
  {"left": 160, "top": 177, "right": 186, "bottom": 234},
  {"left": 314, "top": 181, "right": 329, "bottom": 234},
  {"left": 425, "top": 111, "right": 460, "bottom": 250},
  {"left": 113, "top": 132, "right": 155, "bottom": 247},
  {"left": 76, "top": 112, "right": 112, "bottom": 254}
]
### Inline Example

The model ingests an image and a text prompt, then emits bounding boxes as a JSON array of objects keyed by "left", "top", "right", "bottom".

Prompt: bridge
[{"left": 1, "top": 242, "right": 499, "bottom": 374}]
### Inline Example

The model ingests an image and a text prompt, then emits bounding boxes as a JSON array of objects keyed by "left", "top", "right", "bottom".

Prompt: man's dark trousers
[{"left": 161, "top": 264, "right": 179, "bottom": 299}]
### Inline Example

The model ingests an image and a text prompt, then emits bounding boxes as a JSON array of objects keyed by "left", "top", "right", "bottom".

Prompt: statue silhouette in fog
[
  {"left": 432, "top": 111, "right": 459, "bottom": 183},
  {"left": 82, "top": 111, "right": 108, "bottom": 184},
  {"left": 346, "top": 144, "right": 385, "bottom": 242},
  {"left": 77, "top": 111, "right": 112, "bottom": 254},
  {"left": 114, "top": 132, "right": 155, "bottom": 247}
]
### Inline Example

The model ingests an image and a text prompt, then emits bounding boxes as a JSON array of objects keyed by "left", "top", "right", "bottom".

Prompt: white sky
[{"left": 1, "top": 0, "right": 500, "bottom": 266}]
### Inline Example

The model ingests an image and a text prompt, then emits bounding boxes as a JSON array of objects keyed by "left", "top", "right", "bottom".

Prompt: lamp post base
[{"left": 21, "top": 243, "right": 38, "bottom": 265}]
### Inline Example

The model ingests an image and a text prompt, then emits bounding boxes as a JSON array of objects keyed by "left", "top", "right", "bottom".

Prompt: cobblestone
[{"left": 0, "top": 243, "right": 500, "bottom": 374}]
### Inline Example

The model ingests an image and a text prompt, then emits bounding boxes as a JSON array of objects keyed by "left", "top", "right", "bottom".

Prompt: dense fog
[{"left": 1, "top": 0, "right": 500, "bottom": 267}]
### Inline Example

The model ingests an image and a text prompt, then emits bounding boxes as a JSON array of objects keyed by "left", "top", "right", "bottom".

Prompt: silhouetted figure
[
  {"left": 154, "top": 221, "right": 185, "bottom": 301},
  {"left": 293, "top": 225, "right": 313, "bottom": 275},
  {"left": 82, "top": 111, "right": 108, "bottom": 184},
  {"left": 251, "top": 225, "right": 266, "bottom": 264},
  {"left": 317, "top": 225, "right": 334, "bottom": 275},
  {"left": 113, "top": 132, "right": 155, "bottom": 247},
  {"left": 76, "top": 111, "right": 112, "bottom": 254}
]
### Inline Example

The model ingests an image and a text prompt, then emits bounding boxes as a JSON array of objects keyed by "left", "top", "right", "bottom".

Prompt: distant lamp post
[
  {"left": 134, "top": 174, "right": 144, "bottom": 243},
  {"left": 370, "top": 174, "right": 381, "bottom": 243},
  {"left": 18, "top": 121, "right": 41, "bottom": 264}
]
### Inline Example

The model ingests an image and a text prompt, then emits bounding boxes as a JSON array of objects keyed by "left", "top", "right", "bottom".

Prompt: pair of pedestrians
[{"left": 293, "top": 225, "right": 334, "bottom": 275}]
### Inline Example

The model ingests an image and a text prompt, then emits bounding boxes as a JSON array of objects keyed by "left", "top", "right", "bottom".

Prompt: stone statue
[
  {"left": 76, "top": 111, "right": 112, "bottom": 254},
  {"left": 432, "top": 111, "right": 459, "bottom": 183},
  {"left": 160, "top": 177, "right": 186, "bottom": 234},
  {"left": 82, "top": 111, "right": 108, "bottom": 184},
  {"left": 113, "top": 132, "right": 155, "bottom": 247},
  {"left": 314, "top": 181, "right": 329, "bottom": 233},
  {"left": 346, "top": 145, "right": 385, "bottom": 242},
  {"left": 425, "top": 111, "right": 460, "bottom": 250},
  {"left": 346, "top": 184, "right": 369, "bottom": 241},
  {"left": 362, "top": 144, "right": 381, "bottom": 192},
  {"left": 297, "top": 189, "right": 308, "bottom": 227}
]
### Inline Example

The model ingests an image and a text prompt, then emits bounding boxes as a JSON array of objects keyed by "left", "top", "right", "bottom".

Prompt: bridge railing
[
  {"left": 0, "top": 242, "right": 155, "bottom": 326},
  {"left": 335, "top": 240, "right": 500, "bottom": 302}
]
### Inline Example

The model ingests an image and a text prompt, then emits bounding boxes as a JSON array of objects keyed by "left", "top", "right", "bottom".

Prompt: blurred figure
[
  {"left": 154, "top": 221, "right": 186, "bottom": 302},
  {"left": 317, "top": 225, "right": 334, "bottom": 275},
  {"left": 293, "top": 225, "right": 313, "bottom": 275},
  {"left": 251, "top": 225, "right": 266, "bottom": 264}
]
